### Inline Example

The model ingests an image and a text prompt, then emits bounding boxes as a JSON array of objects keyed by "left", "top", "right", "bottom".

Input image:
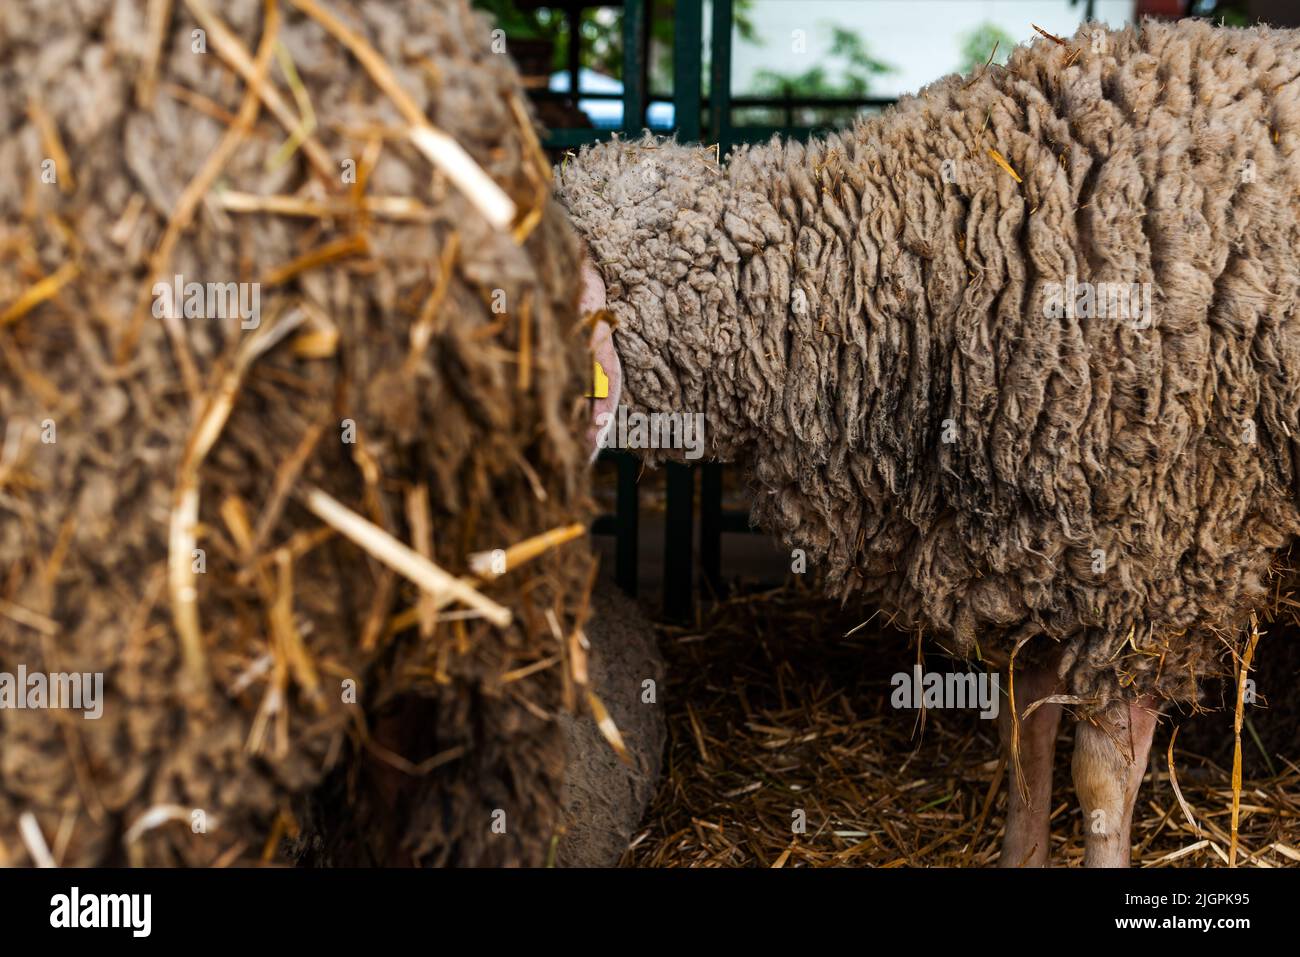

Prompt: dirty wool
[
  {"left": 556, "top": 19, "right": 1300, "bottom": 712},
  {"left": 0, "top": 0, "right": 595, "bottom": 866}
]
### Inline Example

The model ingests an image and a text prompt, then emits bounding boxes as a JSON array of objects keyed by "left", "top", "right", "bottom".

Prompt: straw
[
  {"left": 623, "top": 576, "right": 1300, "bottom": 868},
  {"left": 287, "top": 0, "right": 517, "bottom": 231},
  {"left": 303, "top": 486, "right": 512, "bottom": 628}
]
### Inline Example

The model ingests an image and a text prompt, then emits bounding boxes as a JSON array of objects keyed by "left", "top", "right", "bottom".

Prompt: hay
[
  {"left": 0, "top": 0, "right": 594, "bottom": 866},
  {"left": 625, "top": 582, "right": 1300, "bottom": 867}
]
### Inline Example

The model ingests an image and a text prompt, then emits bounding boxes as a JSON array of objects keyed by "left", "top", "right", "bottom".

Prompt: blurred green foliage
[
  {"left": 957, "top": 22, "right": 1015, "bottom": 74},
  {"left": 744, "top": 25, "right": 893, "bottom": 127},
  {"left": 1189, "top": 0, "right": 1252, "bottom": 27}
]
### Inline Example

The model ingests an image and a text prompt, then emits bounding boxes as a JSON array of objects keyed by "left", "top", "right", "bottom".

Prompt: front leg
[{"left": 998, "top": 662, "right": 1063, "bottom": 867}]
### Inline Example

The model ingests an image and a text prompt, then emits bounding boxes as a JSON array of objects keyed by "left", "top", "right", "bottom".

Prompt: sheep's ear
[
  {"left": 587, "top": 319, "right": 622, "bottom": 463},
  {"left": 579, "top": 255, "right": 606, "bottom": 314},
  {"left": 579, "top": 252, "right": 621, "bottom": 462}
]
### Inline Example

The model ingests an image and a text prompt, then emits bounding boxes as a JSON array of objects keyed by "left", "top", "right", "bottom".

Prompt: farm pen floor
[{"left": 617, "top": 583, "right": 1300, "bottom": 868}]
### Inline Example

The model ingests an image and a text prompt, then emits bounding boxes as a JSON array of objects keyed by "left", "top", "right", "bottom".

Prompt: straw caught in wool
[
  {"left": 287, "top": 0, "right": 517, "bottom": 230},
  {"left": 1, "top": 0, "right": 595, "bottom": 868},
  {"left": 304, "top": 487, "right": 512, "bottom": 627}
]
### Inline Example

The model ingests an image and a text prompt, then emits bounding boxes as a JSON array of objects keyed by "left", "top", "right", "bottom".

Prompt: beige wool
[
  {"left": 0, "top": 0, "right": 593, "bottom": 866},
  {"left": 556, "top": 18, "right": 1300, "bottom": 711}
]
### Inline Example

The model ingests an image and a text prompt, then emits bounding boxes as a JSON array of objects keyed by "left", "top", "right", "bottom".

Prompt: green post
[
  {"left": 664, "top": 462, "right": 696, "bottom": 620},
  {"left": 709, "top": 0, "right": 733, "bottom": 152},
  {"left": 622, "top": 0, "right": 646, "bottom": 134},
  {"left": 567, "top": 3, "right": 581, "bottom": 108},
  {"left": 674, "top": 0, "right": 703, "bottom": 142}
]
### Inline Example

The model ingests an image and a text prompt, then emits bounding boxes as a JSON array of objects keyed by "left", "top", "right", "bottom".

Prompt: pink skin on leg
[
  {"left": 580, "top": 254, "right": 622, "bottom": 460},
  {"left": 1072, "top": 695, "right": 1159, "bottom": 867},
  {"left": 998, "top": 663, "right": 1063, "bottom": 867}
]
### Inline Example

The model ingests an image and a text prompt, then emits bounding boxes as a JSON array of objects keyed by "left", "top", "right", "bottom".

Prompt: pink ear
[
  {"left": 587, "top": 320, "right": 622, "bottom": 461},
  {"left": 579, "top": 256, "right": 621, "bottom": 461},
  {"left": 579, "top": 256, "right": 606, "bottom": 314}
]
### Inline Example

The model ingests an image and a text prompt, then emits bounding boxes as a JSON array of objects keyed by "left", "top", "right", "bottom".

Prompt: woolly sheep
[{"left": 556, "top": 18, "right": 1300, "bottom": 866}]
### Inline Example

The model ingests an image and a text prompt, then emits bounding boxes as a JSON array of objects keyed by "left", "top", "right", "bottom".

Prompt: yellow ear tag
[{"left": 586, "top": 359, "right": 609, "bottom": 399}]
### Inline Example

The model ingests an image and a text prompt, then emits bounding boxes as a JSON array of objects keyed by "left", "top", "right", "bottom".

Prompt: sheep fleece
[{"left": 556, "top": 19, "right": 1300, "bottom": 711}]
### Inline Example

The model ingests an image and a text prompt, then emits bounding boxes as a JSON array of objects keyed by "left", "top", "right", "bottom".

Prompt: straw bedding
[
  {"left": 0, "top": 0, "right": 595, "bottom": 866},
  {"left": 556, "top": 19, "right": 1300, "bottom": 716},
  {"left": 626, "top": 582, "right": 1300, "bottom": 868}
]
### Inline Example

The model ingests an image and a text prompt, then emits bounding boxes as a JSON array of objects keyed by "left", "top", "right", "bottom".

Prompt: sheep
[
  {"left": 0, "top": 0, "right": 596, "bottom": 867},
  {"left": 556, "top": 581, "right": 666, "bottom": 867},
  {"left": 556, "top": 17, "right": 1300, "bottom": 866}
]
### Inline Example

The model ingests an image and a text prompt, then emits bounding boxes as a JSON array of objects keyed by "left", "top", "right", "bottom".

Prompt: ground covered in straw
[{"left": 622, "top": 583, "right": 1300, "bottom": 868}]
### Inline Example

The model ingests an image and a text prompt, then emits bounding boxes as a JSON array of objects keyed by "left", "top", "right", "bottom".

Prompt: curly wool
[
  {"left": 556, "top": 18, "right": 1300, "bottom": 711},
  {"left": 0, "top": 0, "right": 591, "bottom": 866}
]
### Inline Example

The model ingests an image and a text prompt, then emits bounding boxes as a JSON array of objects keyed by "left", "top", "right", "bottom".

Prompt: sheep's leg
[
  {"left": 997, "top": 664, "right": 1062, "bottom": 867},
  {"left": 1071, "top": 696, "right": 1159, "bottom": 868}
]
